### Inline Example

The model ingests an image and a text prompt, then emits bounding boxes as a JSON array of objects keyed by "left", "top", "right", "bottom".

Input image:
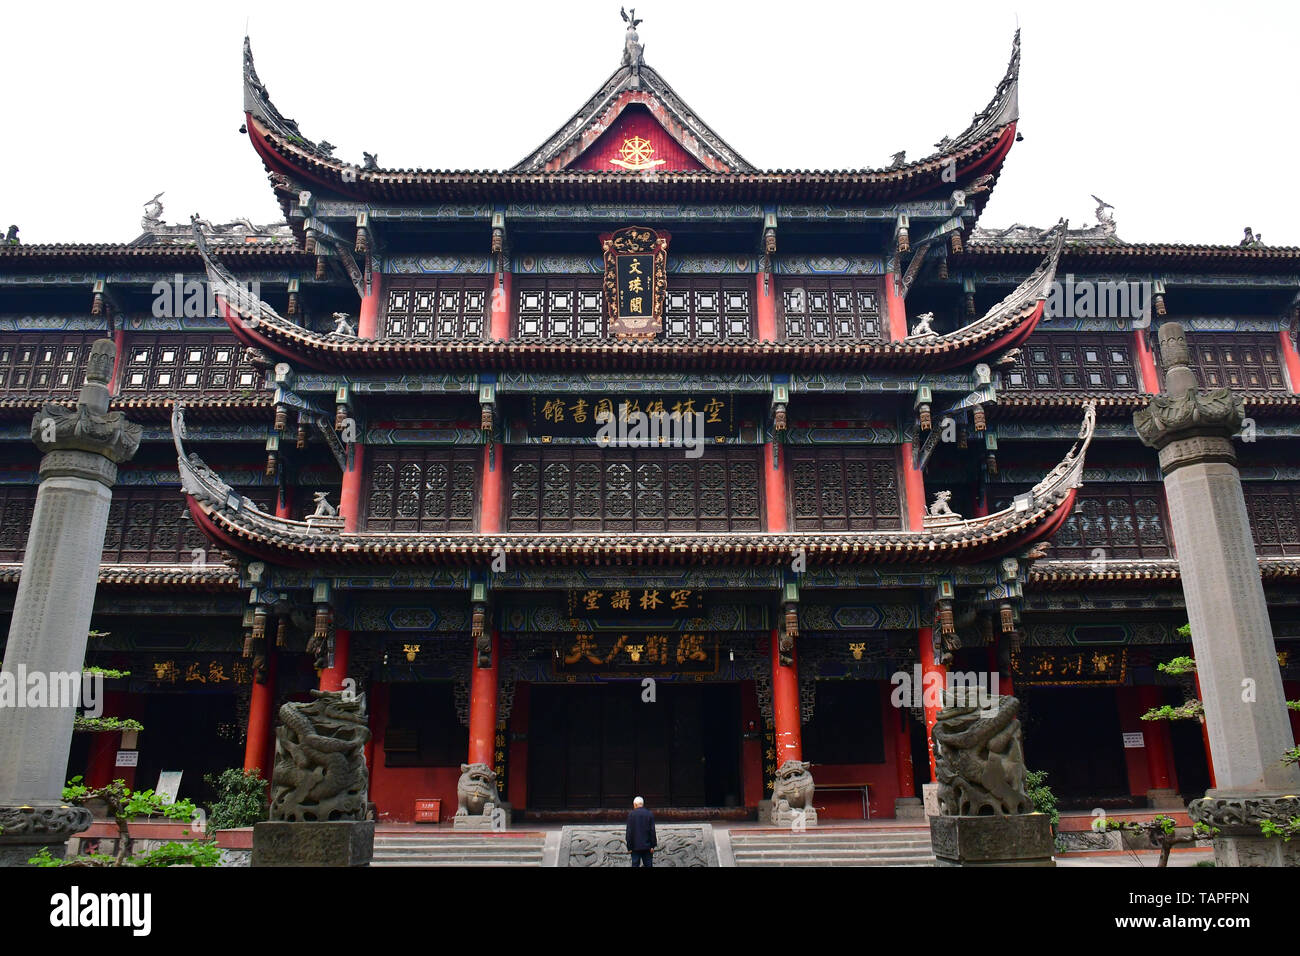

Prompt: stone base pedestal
[
  {"left": 766, "top": 804, "right": 818, "bottom": 828},
  {"left": 922, "top": 782, "right": 941, "bottom": 817},
  {"left": 1189, "top": 792, "right": 1300, "bottom": 867},
  {"left": 252, "top": 820, "right": 374, "bottom": 867},
  {"left": 930, "top": 813, "right": 1056, "bottom": 866},
  {"left": 0, "top": 805, "right": 93, "bottom": 868},
  {"left": 894, "top": 797, "right": 926, "bottom": 820},
  {"left": 1146, "top": 789, "right": 1185, "bottom": 810},
  {"left": 452, "top": 803, "right": 510, "bottom": 831},
  {"left": 1211, "top": 835, "right": 1300, "bottom": 867}
]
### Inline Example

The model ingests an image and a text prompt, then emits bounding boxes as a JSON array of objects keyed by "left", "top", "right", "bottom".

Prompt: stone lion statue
[
  {"left": 456, "top": 763, "right": 501, "bottom": 818},
  {"left": 932, "top": 693, "right": 1033, "bottom": 816},
  {"left": 270, "top": 690, "right": 370, "bottom": 822},
  {"left": 768, "top": 759, "right": 817, "bottom": 826}
]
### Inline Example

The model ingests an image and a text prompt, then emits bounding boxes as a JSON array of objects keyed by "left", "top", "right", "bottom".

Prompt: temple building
[{"left": 2, "top": 22, "right": 1299, "bottom": 823}]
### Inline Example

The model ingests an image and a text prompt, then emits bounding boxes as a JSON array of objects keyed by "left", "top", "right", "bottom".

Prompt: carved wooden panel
[
  {"left": 787, "top": 447, "right": 901, "bottom": 531},
  {"left": 507, "top": 447, "right": 761, "bottom": 532},
  {"left": 663, "top": 278, "right": 752, "bottom": 341},
  {"left": 995, "top": 483, "right": 1171, "bottom": 559},
  {"left": 119, "top": 334, "right": 258, "bottom": 393},
  {"left": 1244, "top": 483, "right": 1300, "bottom": 556},
  {"left": 1003, "top": 334, "right": 1138, "bottom": 391},
  {"left": 776, "top": 278, "right": 882, "bottom": 342},
  {"left": 515, "top": 278, "right": 606, "bottom": 340},
  {"left": 0, "top": 335, "right": 95, "bottom": 395},
  {"left": 0, "top": 485, "right": 37, "bottom": 561},
  {"left": 364, "top": 448, "right": 479, "bottom": 532},
  {"left": 1177, "top": 333, "right": 1287, "bottom": 391},
  {"left": 384, "top": 277, "right": 488, "bottom": 340}
]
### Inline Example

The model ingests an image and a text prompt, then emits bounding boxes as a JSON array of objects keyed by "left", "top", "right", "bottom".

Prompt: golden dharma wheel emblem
[{"left": 610, "top": 135, "right": 665, "bottom": 170}]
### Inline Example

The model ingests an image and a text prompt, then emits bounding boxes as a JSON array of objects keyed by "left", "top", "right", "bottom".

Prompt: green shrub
[
  {"left": 1024, "top": 769, "right": 1059, "bottom": 831},
  {"left": 203, "top": 768, "right": 269, "bottom": 830}
]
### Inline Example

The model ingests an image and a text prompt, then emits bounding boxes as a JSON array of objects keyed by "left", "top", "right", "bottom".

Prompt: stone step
[
  {"left": 732, "top": 846, "right": 932, "bottom": 857},
  {"left": 372, "top": 860, "right": 544, "bottom": 867},
  {"left": 374, "top": 846, "right": 544, "bottom": 857},
  {"left": 733, "top": 857, "right": 934, "bottom": 867}
]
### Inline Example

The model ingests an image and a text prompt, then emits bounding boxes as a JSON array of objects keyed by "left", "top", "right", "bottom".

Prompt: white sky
[{"left": 3, "top": 0, "right": 1297, "bottom": 246}]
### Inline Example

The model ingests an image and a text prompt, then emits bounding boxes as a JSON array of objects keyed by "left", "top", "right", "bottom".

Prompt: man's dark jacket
[{"left": 626, "top": 806, "right": 657, "bottom": 852}]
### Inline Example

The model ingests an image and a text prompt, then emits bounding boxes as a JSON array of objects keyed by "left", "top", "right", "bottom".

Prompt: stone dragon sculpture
[
  {"left": 270, "top": 690, "right": 371, "bottom": 822},
  {"left": 932, "top": 693, "right": 1034, "bottom": 816}
]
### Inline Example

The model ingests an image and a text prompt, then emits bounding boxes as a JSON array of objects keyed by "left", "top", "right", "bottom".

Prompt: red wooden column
[
  {"left": 894, "top": 707, "right": 916, "bottom": 800},
  {"left": 1137, "top": 685, "right": 1176, "bottom": 793},
  {"left": 757, "top": 274, "right": 788, "bottom": 530},
  {"left": 358, "top": 270, "right": 384, "bottom": 339},
  {"left": 1279, "top": 328, "right": 1300, "bottom": 392},
  {"left": 244, "top": 651, "right": 277, "bottom": 774},
  {"left": 770, "top": 630, "right": 802, "bottom": 767},
  {"left": 917, "top": 626, "right": 945, "bottom": 781},
  {"left": 468, "top": 632, "right": 500, "bottom": 766},
  {"left": 900, "top": 443, "right": 944, "bottom": 780},
  {"left": 339, "top": 442, "right": 365, "bottom": 534},
  {"left": 1134, "top": 328, "right": 1161, "bottom": 393},
  {"left": 490, "top": 271, "right": 513, "bottom": 341},
  {"left": 883, "top": 272, "right": 908, "bottom": 342},
  {"left": 320, "top": 631, "right": 350, "bottom": 692},
  {"left": 1193, "top": 670, "right": 1217, "bottom": 788},
  {"left": 110, "top": 326, "right": 127, "bottom": 392}
]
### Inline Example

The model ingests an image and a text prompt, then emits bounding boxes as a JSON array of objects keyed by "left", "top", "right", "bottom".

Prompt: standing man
[{"left": 626, "top": 796, "right": 657, "bottom": 867}]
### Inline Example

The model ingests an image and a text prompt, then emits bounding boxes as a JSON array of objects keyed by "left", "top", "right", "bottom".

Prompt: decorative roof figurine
[
  {"left": 142, "top": 193, "right": 165, "bottom": 232},
  {"left": 1090, "top": 194, "right": 1116, "bottom": 237},
  {"left": 905, "top": 312, "right": 937, "bottom": 339},
  {"left": 620, "top": 7, "right": 644, "bottom": 67},
  {"left": 4, "top": 225, "right": 17, "bottom": 245},
  {"left": 1241, "top": 226, "right": 1265, "bottom": 248}
]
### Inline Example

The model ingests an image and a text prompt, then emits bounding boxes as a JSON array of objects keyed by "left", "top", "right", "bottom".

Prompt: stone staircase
[
  {"left": 726, "top": 827, "right": 935, "bottom": 866},
  {"left": 371, "top": 829, "right": 550, "bottom": 866}
]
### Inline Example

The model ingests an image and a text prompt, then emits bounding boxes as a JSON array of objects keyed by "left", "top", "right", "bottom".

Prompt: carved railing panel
[
  {"left": 776, "top": 277, "right": 883, "bottom": 343},
  {"left": 0, "top": 334, "right": 96, "bottom": 395},
  {"left": 119, "top": 334, "right": 259, "bottom": 393},
  {"left": 507, "top": 447, "right": 762, "bottom": 533},
  {"left": 1162, "top": 332, "right": 1287, "bottom": 392},
  {"left": 384, "top": 277, "right": 489, "bottom": 341},
  {"left": 993, "top": 482, "right": 1171, "bottom": 559},
  {"left": 1244, "top": 483, "right": 1300, "bottom": 556},
  {"left": 788, "top": 447, "right": 901, "bottom": 531},
  {"left": 1003, "top": 333, "right": 1138, "bottom": 391},
  {"left": 364, "top": 447, "right": 480, "bottom": 533}
]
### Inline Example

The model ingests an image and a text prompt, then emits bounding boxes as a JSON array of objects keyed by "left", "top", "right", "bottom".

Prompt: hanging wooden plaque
[{"left": 601, "top": 225, "right": 669, "bottom": 338}]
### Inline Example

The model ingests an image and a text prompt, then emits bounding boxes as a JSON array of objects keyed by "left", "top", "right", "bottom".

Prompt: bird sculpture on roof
[{"left": 621, "top": 7, "right": 645, "bottom": 66}]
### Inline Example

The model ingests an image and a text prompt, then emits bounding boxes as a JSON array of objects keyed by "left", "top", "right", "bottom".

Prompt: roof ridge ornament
[{"left": 620, "top": 7, "right": 645, "bottom": 69}]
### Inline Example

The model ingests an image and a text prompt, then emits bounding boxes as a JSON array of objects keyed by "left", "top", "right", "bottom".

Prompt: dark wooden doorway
[{"left": 527, "top": 683, "right": 740, "bottom": 810}]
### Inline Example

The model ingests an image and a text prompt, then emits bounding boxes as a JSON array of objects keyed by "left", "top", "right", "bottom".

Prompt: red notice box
[{"left": 414, "top": 798, "right": 441, "bottom": 823}]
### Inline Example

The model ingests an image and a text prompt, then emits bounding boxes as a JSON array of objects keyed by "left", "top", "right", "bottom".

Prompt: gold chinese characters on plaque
[{"left": 601, "top": 225, "right": 669, "bottom": 339}]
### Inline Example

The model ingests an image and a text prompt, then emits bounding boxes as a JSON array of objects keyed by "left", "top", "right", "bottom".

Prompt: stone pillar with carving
[
  {"left": 0, "top": 340, "right": 141, "bottom": 866},
  {"left": 1134, "top": 322, "right": 1300, "bottom": 867}
]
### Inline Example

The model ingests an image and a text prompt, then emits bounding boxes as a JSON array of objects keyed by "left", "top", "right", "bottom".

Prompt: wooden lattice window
[
  {"left": 787, "top": 447, "right": 901, "bottom": 531},
  {"left": 1003, "top": 334, "right": 1138, "bottom": 391},
  {"left": 1173, "top": 333, "right": 1288, "bottom": 391},
  {"left": 1244, "top": 483, "right": 1300, "bottom": 556},
  {"left": 364, "top": 448, "right": 479, "bottom": 532},
  {"left": 994, "top": 483, "right": 1171, "bottom": 559},
  {"left": 119, "top": 334, "right": 258, "bottom": 393},
  {"left": 663, "top": 278, "right": 753, "bottom": 341},
  {"left": 514, "top": 279, "right": 605, "bottom": 340},
  {"left": 100, "top": 486, "right": 237, "bottom": 564},
  {"left": 0, "top": 335, "right": 95, "bottom": 395},
  {"left": 506, "top": 447, "right": 761, "bottom": 533},
  {"left": 384, "top": 277, "right": 488, "bottom": 340},
  {"left": 776, "top": 278, "right": 883, "bottom": 342},
  {"left": 0, "top": 485, "right": 37, "bottom": 561}
]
